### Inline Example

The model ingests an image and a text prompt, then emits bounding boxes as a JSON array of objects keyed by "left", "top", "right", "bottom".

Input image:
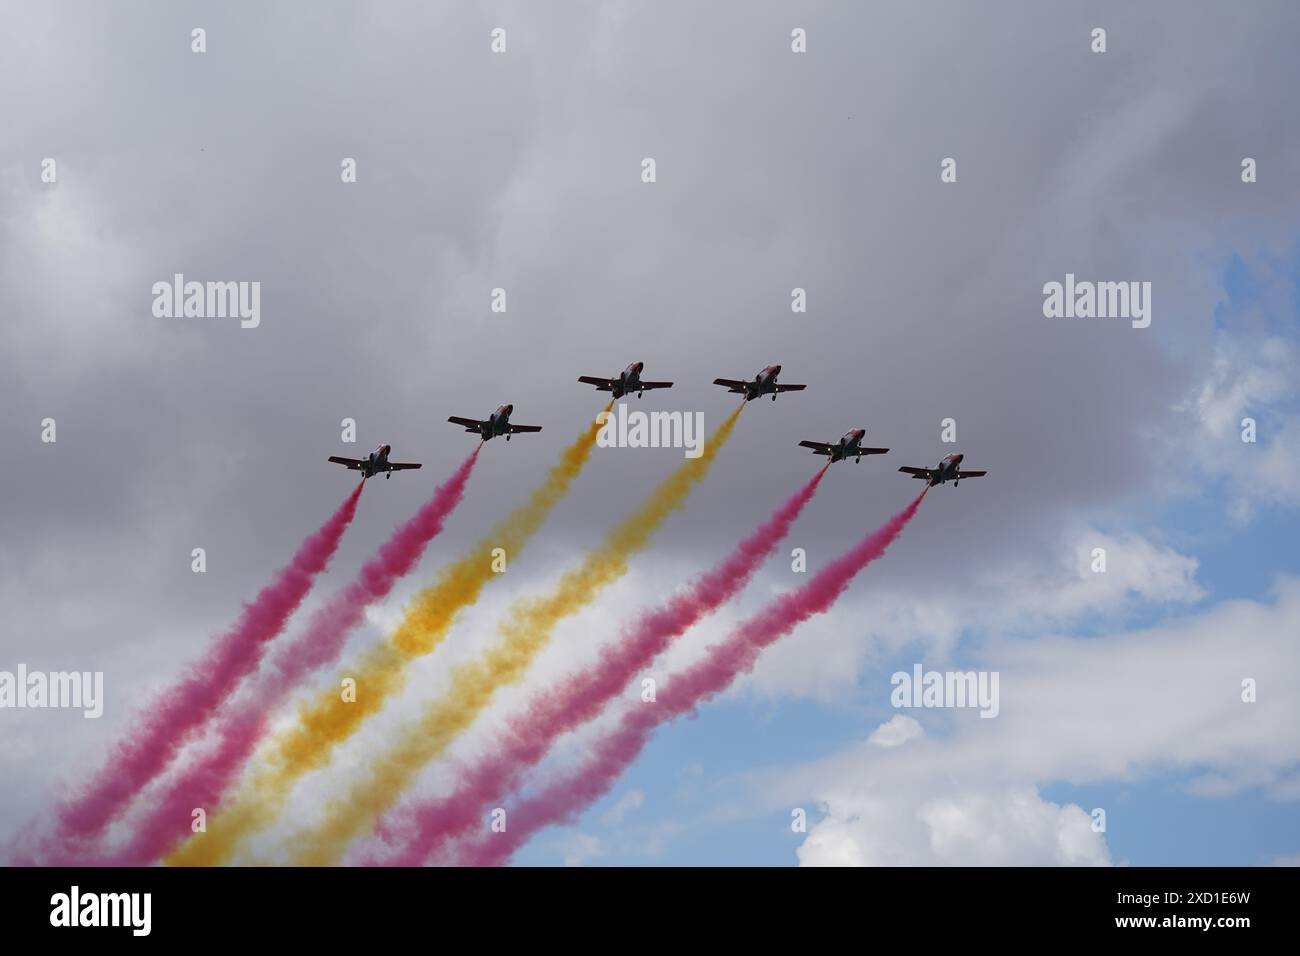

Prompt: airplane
[
  {"left": 713, "top": 364, "right": 807, "bottom": 402},
  {"left": 447, "top": 404, "right": 543, "bottom": 442},
  {"left": 328, "top": 444, "right": 422, "bottom": 480},
  {"left": 798, "top": 429, "right": 889, "bottom": 464},
  {"left": 898, "top": 453, "right": 987, "bottom": 487},
  {"left": 578, "top": 361, "right": 673, "bottom": 400}
]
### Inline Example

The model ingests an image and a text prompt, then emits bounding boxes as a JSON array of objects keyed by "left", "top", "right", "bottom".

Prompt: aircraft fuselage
[
  {"left": 744, "top": 364, "right": 784, "bottom": 402},
  {"left": 361, "top": 443, "right": 392, "bottom": 478},
  {"left": 482, "top": 404, "right": 515, "bottom": 440},
  {"left": 930, "top": 453, "right": 964, "bottom": 485},
  {"left": 830, "top": 428, "right": 868, "bottom": 462},
  {"left": 611, "top": 362, "right": 646, "bottom": 399}
]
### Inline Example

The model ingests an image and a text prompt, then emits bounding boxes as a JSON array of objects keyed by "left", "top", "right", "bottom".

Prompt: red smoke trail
[
  {"left": 37, "top": 481, "right": 364, "bottom": 858},
  {"left": 363, "top": 466, "right": 830, "bottom": 866},
  {"left": 88, "top": 448, "right": 482, "bottom": 866},
  {"left": 454, "top": 488, "right": 926, "bottom": 866}
]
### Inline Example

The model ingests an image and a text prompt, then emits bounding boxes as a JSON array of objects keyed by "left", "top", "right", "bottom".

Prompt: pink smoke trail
[
  {"left": 455, "top": 488, "right": 927, "bottom": 866},
  {"left": 29, "top": 481, "right": 365, "bottom": 862},
  {"left": 89, "top": 448, "right": 482, "bottom": 866},
  {"left": 363, "top": 466, "right": 830, "bottom": 866}
]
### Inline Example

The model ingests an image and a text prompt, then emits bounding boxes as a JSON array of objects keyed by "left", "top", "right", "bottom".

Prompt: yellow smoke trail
[
  {"left": 167, "top": 405, "right": 611, "bottom": 867},
  {"left": 289, "top": 404, "right": 745, "bottom": 864}
]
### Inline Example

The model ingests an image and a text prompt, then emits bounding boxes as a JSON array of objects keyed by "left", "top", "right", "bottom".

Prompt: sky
[{"left": 1, "top": 0, "right": 1298, "bottom": 866}]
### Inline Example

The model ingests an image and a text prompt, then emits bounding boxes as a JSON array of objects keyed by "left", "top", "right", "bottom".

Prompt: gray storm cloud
[{"left": 2, "top": 0, "right": 1299, "bottom": 842}]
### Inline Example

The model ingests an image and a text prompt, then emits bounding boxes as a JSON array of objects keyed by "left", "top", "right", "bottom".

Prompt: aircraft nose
[
  {"left": 505, "top": 404, "right": 513, "bottom": 414},
  {"left": 955, "top": 453, "right": 964, "bottom": 462},
  {"left": 772, "top": 364, "right": 782, "bottom": 374}
]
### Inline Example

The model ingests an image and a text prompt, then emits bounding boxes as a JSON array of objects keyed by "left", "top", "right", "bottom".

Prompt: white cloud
[
  {"left": 1173, "top": 271, "right": 1300, "bottom": 520},
  {"left": 977, "top": 527, "right": 1204, "bottom": 624},
  {"left": 758, "top": 580, "right": 1300, "bottom": 865},
  {"left": 868, "top": 715, "right": 924, "bottom": 749},
  {"left": 1187, "top": 338, "right": 1296, "bottom": 438},
  {"left": 743, "top": 525, "right": 1204, "bottom": 702},
  {"left": 797, "top": 787, "right": 1108, "bottom": 867},
  {"left": 916, "top": 791, "right": 1108, "bottom": 866}
]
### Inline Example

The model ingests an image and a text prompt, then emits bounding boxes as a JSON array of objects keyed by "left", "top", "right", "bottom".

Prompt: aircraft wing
[
  {"left": 798, "top": 440, "right": 834, "bottom": 456},
  {"left": 713, "top": 378, "right": 748, "bottom": 392},
  {"left": 639, "top": 380, "right": 673, "bottom": 391},
  {"left": 578, "top": 376, "right": 615, "bottom": 390},
  {"left": 955, "top": 469, "right": 987, "bottom": 479},
  {"left": 774, "top": 383, "right": 807, "bottom": 393},
  {"left": 898, "top": 466, "right": 935, "bottom": 479},
  {"left": 857, "top": 447, "right": 890, "bottom": 456},
  {"left": 507, "top": 423, "right": 543, "bottom": 434},
  {"left": 448, "top": 416, "right": 485, "bottom": 430},
  {"left": 387, "top": 462, "right": 422, "bottom": 471},
  {"left": 328, "top": 456, "right": 366, "bottom": 471}
]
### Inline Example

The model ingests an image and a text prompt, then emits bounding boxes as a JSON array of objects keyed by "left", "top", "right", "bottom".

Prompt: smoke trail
[
  {"left": 366, "top": 464, "right": 828, "bottom": 866},
  {"left": 456, "top": 488, "right": 927, "bottom": 866},
  {"left": 169, "top": 408, "right": 609, "bottom": 867},
  {"left": 92, "top": 449, "right": 480, "bottom": 865},
  {"left": 289, "top": 404, "right": 745, "bottom": 865},
  {"left": 28, "top": 482, "right": 364, "bottom": 861}
]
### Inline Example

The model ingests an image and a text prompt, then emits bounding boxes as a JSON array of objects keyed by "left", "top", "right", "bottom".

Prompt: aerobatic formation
[{"left": 8, "top": 362, "right": 983, "bottom": 868}]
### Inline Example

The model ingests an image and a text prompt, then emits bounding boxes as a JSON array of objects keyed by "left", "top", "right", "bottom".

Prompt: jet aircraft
[
  {"left": 328, "top": 444, "right": 422, "bottom": 480},
  {"left": 713, "top": 364, "right": 807, "bottom": 402},
  {"left": 578, "top": 362, "right": 673, "bottom": 400},
  {"left": 897, "top": 453, "right": 987, "bottom": 487},
  {"left": 447, "top": 404, "right": 543, "bottom": 442}
]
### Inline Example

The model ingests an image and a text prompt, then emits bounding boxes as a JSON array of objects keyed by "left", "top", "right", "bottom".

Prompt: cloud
[
  {"left": 967, "top": 527, "right": 1205, "bottom": 626},
  {"left": 760, "top": 579, "right": 1300, "bottom": 865},
  {"left": 869, "top": 715, "right": 924, "bottom": 749},
  {"left": 742, "top": 525, "right": 1204, "bottom": 701},
  {"left": 1177, "top": 333, "right": 1300, "bottom": 519},
  {"left": 798, "top": 787, "right": 1108, "bottom": 867}
]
